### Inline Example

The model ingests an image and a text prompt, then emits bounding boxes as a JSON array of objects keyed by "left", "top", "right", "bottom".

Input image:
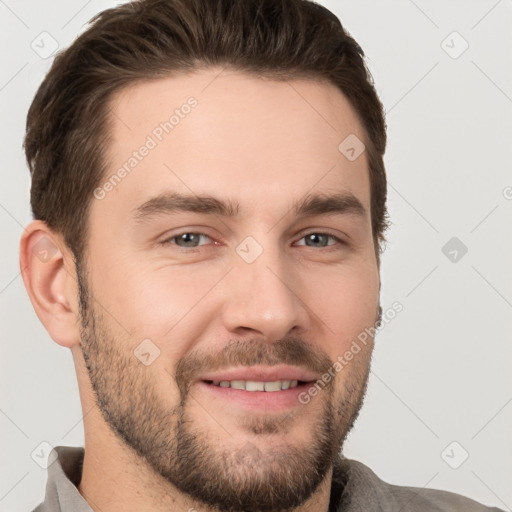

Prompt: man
[{"left": 19, "top": 0, "right": 502, "bottom": 511}]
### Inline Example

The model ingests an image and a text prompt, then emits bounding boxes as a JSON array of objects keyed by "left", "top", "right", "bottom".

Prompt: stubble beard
[{"left": 76, "top": 262, "right": 372, "bottom": 512}]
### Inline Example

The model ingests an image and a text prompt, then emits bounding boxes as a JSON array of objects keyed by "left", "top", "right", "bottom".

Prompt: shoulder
[{"left": 333, "top": 458, "right": 504, "bottom": 512}]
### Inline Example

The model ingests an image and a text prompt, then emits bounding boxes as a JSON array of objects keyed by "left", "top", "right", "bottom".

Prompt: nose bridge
[{"left": 221, "top": 236, "right": 309, "bottom": 339}]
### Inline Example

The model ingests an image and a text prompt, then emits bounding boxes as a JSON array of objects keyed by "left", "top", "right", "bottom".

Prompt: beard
[{"left": 76, "top": 261, "right": 372, "bottom": 512}]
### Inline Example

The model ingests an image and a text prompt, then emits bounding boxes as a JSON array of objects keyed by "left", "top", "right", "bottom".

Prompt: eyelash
[{"left": 160, "top": 231, "right": 346, "bottom": 250}]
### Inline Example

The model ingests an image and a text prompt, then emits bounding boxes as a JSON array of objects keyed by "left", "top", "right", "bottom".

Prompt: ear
[{"left": 19, "top": 220, "right": 81, "bottom": 348}]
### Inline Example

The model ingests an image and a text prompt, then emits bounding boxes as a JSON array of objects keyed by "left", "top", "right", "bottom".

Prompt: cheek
[
  {"left": 304, "top": 263, "right": 379, "bottom": 354},
  {"left": 99, "top": 262, "right": 225, "bottom": 341}
]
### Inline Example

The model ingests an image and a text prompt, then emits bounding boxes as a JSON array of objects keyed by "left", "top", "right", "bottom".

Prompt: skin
[{"left": 20, "top": 68, "right": 381, "bottom": 512}]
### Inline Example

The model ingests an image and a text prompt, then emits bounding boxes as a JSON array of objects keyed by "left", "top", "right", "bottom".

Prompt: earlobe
[{"left": 19, "top": 220, "right": 81, "bottom": 348}]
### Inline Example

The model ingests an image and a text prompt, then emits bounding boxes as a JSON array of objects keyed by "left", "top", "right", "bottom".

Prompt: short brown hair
[{"left": 24, "top": 0, "right": 388, "bottom": 263}]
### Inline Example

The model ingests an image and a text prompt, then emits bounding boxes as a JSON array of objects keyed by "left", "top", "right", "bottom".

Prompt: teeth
[
  {"left": 230, "top": 380, "right": 246, "bottom": 390},
  {"left": 264, "top": 381, "right": 282, "bottom": 392},
  {"left": 246, "top": 380, "right": 265, "bottom": 391},
  {"left": 210, "top": 380, "right": 300, "bottom": 391}
]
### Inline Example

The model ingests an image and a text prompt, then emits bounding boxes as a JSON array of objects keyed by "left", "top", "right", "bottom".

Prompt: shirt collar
[{"left": 36, "top": 446, "right": 92, "bottom": 512}]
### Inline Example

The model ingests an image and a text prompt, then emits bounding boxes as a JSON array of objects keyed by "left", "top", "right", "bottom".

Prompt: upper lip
[{"left": 198, "top": 365, "right": 319, "bottom": 383}]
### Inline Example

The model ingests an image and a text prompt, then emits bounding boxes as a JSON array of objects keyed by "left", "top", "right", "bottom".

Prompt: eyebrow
[
  {"left": 132, "top": 191, "right": 367, "bottom": 222},
  {"left": 295, "top": 192, "right": 366, "bottom": 219}
]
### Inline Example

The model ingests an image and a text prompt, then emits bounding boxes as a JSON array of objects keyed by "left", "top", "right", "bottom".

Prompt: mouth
[
  {"left": 204, "top": 379, "right": 304, "bottom": 391},
  {"left": 196, "top": 365, "right": 318, "bottom": 411}
]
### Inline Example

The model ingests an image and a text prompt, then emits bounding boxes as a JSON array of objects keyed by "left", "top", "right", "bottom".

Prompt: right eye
[{"left": 162, "top": 232, "right": 214, "bottom": 248}]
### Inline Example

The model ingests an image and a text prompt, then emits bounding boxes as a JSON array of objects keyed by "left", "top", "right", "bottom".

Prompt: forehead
[{"left": 96, "top": 69, "right": 370, "bottom": 223}]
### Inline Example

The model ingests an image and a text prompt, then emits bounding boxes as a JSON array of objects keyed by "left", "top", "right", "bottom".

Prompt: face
[{"left": 78, "top": 69, "right": 380, "bottom": 511}]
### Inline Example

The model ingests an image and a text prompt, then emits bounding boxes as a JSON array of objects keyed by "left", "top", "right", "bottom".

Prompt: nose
[{"left": 220, "top": 243, "right": 310, "bottom": 341}]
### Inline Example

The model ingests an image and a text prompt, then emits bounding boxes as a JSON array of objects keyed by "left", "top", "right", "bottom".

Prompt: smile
[{"left": 204, "top": 380, "right": 301, "bottom": 391}]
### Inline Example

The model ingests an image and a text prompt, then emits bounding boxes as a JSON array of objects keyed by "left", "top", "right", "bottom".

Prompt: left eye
[
  {"left": 166, "top": 233, "right": 212, "bottom": 248},
  {"left": 295, "top": 233, "right": 342, "bottom": 248}
]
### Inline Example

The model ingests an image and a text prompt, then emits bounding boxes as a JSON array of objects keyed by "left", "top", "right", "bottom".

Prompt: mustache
[{"left": 174, "top": 337, "right": 333, "bottom": 399}]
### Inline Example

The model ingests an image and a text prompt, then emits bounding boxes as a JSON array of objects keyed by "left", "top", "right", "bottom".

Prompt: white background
[{"left": 1, "top": 0, "right": 511, "bottom": 510}]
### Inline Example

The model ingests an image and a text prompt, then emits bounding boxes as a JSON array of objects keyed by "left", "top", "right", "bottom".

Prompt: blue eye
[
  {"left": 167, "top": 233, "right": 212, "bottom": 248},
  {"left": 296, "top": 233, "right": 343, "bottom": 248}
]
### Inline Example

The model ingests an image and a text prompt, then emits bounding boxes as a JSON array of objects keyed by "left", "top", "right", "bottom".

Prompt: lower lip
[{"left": 196, "top": 381, "right": 312, "bottom": 411}]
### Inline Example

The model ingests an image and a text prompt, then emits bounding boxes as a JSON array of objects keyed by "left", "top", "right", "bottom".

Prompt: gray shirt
[{"left": 32, "top": 446, "right": 503, "bottom": 511}]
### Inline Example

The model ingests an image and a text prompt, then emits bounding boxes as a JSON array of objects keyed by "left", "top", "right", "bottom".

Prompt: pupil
[
  {"left": 307, "top": 234, "right": 327, "bottom": 247},
  {"left": 181, "top": 233, "right": 198, "bottom": 246}
]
